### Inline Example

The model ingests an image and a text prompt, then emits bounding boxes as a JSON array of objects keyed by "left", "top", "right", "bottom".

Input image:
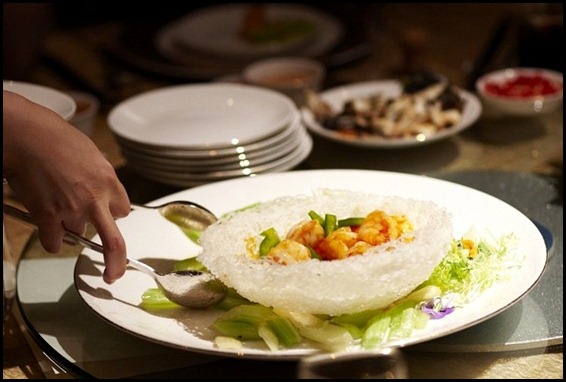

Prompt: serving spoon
[
  {"left": 131, "top": 201, "right": 217, "bottom": 241},
  {"left": 3, "top": 202, "right": 226, "bottom": 309}
]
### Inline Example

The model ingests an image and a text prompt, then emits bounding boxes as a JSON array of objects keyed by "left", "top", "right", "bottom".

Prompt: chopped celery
[
  {"left": 181, "top": 228, "right": 202, "bottom": 244},
  {"left": 140, "top": 288, "right": 182, "bottom": 310},
  {"left": 214, "top": 336, "right": 243, "bottom": 350},
  {"left": 142, "top": 232, "right": 518, "bottom": 353},
  {"left": 163, "top": 213, "right": 203, "bottom": 244},
  {"left": 334, "top": 322, "right": 364, "bottom": 340},
  {"left": 213, "top": 304, "right": 276, "bottom": 340},
  {"left": 388, "top": 307, "right": 417, "bottom": 340},
  {"left": 404, "top": 285, "right": 442, "bottom": 302},
  {"left": 331, "top": 308, "right": 382, "bottom": 328},
  {"left": 213, "top": 321, "right": 260, "bottom": 340},
  {"left": 361, "top": 316, "right": 391, "bottom": 349},
  {"left": 413, "top": 309, "right": 430, "bottom": 329},
  {"left": 258, "top": 322, "right": 279, "bottom": 351},
  {"left": 299, "top": 322, "right": 354, "bottom": 352},
  {"left": 272, "top": 308, "right": 324, "bottom": 327},
  {"left": 173, "top": 257, "right": 208, "bottom": 272},
  {"left": 267, "top": 317, "right": 302, "bottom": 347},
  {"left": 214, "top": 288, "right": 251, "bottom": 311}
]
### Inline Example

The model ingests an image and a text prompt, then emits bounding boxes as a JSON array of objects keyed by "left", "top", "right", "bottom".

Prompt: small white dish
[
  {"left": 66, "top": 91, "right": 100, "bottom": 136},
  {"left": 475, "top": 67, "right": 563, "bottom": 117},
  {"left": 243, "top": 56, "right": 326, "bottom": 106},
  {"left": 302, "top": 80, "right": 482, "bottom": 149},
  {"left": 3, "top": 80, "right": 76, "bottom": 121},
  {"left": 108, "top": 83, "right": 296, "bottom": 149}
]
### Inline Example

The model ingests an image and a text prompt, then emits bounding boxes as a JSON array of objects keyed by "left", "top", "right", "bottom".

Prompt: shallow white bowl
[
  {"left": 243, "top": 56, "right": 325, "bottom": 106},
  {"left": 3, "top": 80, "right": 76, "bottom": 121},
  {"left": 475, "top": 67, "right": 563, "bottom": 117}
]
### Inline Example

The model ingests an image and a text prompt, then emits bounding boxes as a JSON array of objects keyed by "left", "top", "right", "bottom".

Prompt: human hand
[{"left": 3, "top": 91, "right": 131, "bottom": 283}]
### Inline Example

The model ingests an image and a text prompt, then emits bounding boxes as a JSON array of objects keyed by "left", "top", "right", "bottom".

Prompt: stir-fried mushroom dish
[{"left": 306, "top": 72, "right": 466, "bottom": 139}]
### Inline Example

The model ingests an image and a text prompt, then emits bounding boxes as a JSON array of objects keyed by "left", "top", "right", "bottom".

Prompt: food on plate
[
  {"left": 142, "top": 225, "right": 519, "bottom": 352},
  {"left": 306, "top": 72, "right": 466, "bottom": 139},
  {"left": 239, "top": 3, "right": 317, "bottom": 45},
  {"left": 197, "top": 189, "right": 453, "bottom": 316},
  {"left": 482, "top": 71, "right": 563, "bottom": 98}
]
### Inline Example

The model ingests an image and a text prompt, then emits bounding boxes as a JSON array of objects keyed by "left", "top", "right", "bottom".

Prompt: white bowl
[
  {"left": 67, "top": 91, "right": 100, "bottom": 136},
  {"left": 243, "top": 57, "right": 326, "bottom": 106},
  {"left": 3, "top": 80, "right": 76, "bottom": 121},
  {"left": 475, "top": 67, "right": 563, "bottom": 116}
]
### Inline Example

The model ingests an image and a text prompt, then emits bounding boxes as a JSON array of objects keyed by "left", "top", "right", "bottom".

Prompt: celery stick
[
  {"left": 267, "top": 317, "right": 302, "bottom": 347},
  {"left": 299, "top": 322, "right": 354, "bottom": 352},
  {"left": 331, "top": 308, "right": 382, "bottom": 328},
  {"left": 217, "top": 304, "right": 276, "bottom": 325},
  {"left": 414, "top": 309, "right": 430, "bottom": 329},
  {"left": 258, "top": 322, "right": 279, "bottom": 351},
  {"left": 214, "top": 336, "right": 243, "bottom": 350},
  {"left": 213, "top": 304, "right": 277, "bottom": 340},
  {"left": 140, "top": 288, "right": 182, "bottom": 310},
  {"left": 361, "top": 316, "right": 391, "bottom": 349},
  {"left": 388, "top": 307, "right": 416, "bottom": 340},
  {"left": 213, "top": 321, "right": 260, "bottom": 340},
  {"left": 334, "top": 322, "right": 364, "bottom": 339},
  {"left": 214, "top": 288, "right": 251, "bottom": 311},
  {"left": 173, "top": 257, "right": 208, "bottom": 272},
  {"left": 272, "top": 308, "right": 323, "bottom": 327}
]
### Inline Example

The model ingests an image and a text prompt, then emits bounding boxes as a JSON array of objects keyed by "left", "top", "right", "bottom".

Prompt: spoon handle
[{"left": 3, "top": 203, "right": 157, "bottom": 278}]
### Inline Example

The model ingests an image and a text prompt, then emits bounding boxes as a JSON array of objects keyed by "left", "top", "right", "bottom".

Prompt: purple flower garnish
[{"left": 420, "top": 296, "right": 455, "bottom": 319}]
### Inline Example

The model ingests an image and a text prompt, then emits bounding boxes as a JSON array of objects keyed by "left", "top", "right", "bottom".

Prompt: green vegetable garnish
[
  {"left": 323, "top": 214, "right": 337, "bottom": 237},
  {"left": 308, "top": 210, "right": 324, "bottom": 225},
  {"left": 338, "top": 217, "right": 364, "bottom": 228},
  {"left": 259, "top": 227, "right": 281, "bottom": 257}
]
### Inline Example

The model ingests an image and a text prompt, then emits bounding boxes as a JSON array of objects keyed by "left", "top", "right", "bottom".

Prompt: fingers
[
  {"left": 90, "top": 204, "right": 128, "bottom": 284},
  {"left": 36, "top": 218, "right": 65, "bottom": 254},
  {"left": 35, "top": 207, "right": 88, "bottom": 253}
]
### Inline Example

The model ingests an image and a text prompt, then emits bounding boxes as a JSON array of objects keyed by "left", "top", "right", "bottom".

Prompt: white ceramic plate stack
[{"left": 108, "top": 83, "right": 312, "bottom": 187}]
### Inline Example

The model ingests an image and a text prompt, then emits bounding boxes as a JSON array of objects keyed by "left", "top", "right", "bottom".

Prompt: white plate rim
[
  {"left": 114, "top": 107, "right": 301, "bottom": 158},
  {"left": 107, "top": 83, "right": 296, "bottom": 149},
  {"left": 302, "top": 80, "right": 482, "bottom": 148},
  {"left": 3, "top": 80, "right": 77, "bottom": 121},
  {"left": 74, "top": 169, "right": 546, "bottom": 360}
]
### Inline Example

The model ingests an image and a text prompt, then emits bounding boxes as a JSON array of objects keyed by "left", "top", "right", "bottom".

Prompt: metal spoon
[
  {"left": 131, "top": 200, "right": 218, "bottom": 237},
  {"left": 3, "top": 203, "right": 226, "bottom": 309}
]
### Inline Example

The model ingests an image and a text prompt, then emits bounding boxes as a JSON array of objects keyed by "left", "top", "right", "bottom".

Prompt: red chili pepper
[{"left": 485, "top": 73, "right": 563, "bottom": 98}]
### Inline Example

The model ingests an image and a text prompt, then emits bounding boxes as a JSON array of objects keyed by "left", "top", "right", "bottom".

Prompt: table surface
[{"left": 3, "top": 4, "right": 563, "bottom": 379}]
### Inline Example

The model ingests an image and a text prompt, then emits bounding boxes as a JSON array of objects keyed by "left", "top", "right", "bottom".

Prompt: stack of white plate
[{"left": 108, "top": 83, "right": 312, "bottom": 187}]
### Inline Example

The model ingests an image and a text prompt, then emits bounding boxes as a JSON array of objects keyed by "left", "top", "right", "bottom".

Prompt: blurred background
[{"left": 5, "top": 3, "right": 562, "bottom": 90}]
